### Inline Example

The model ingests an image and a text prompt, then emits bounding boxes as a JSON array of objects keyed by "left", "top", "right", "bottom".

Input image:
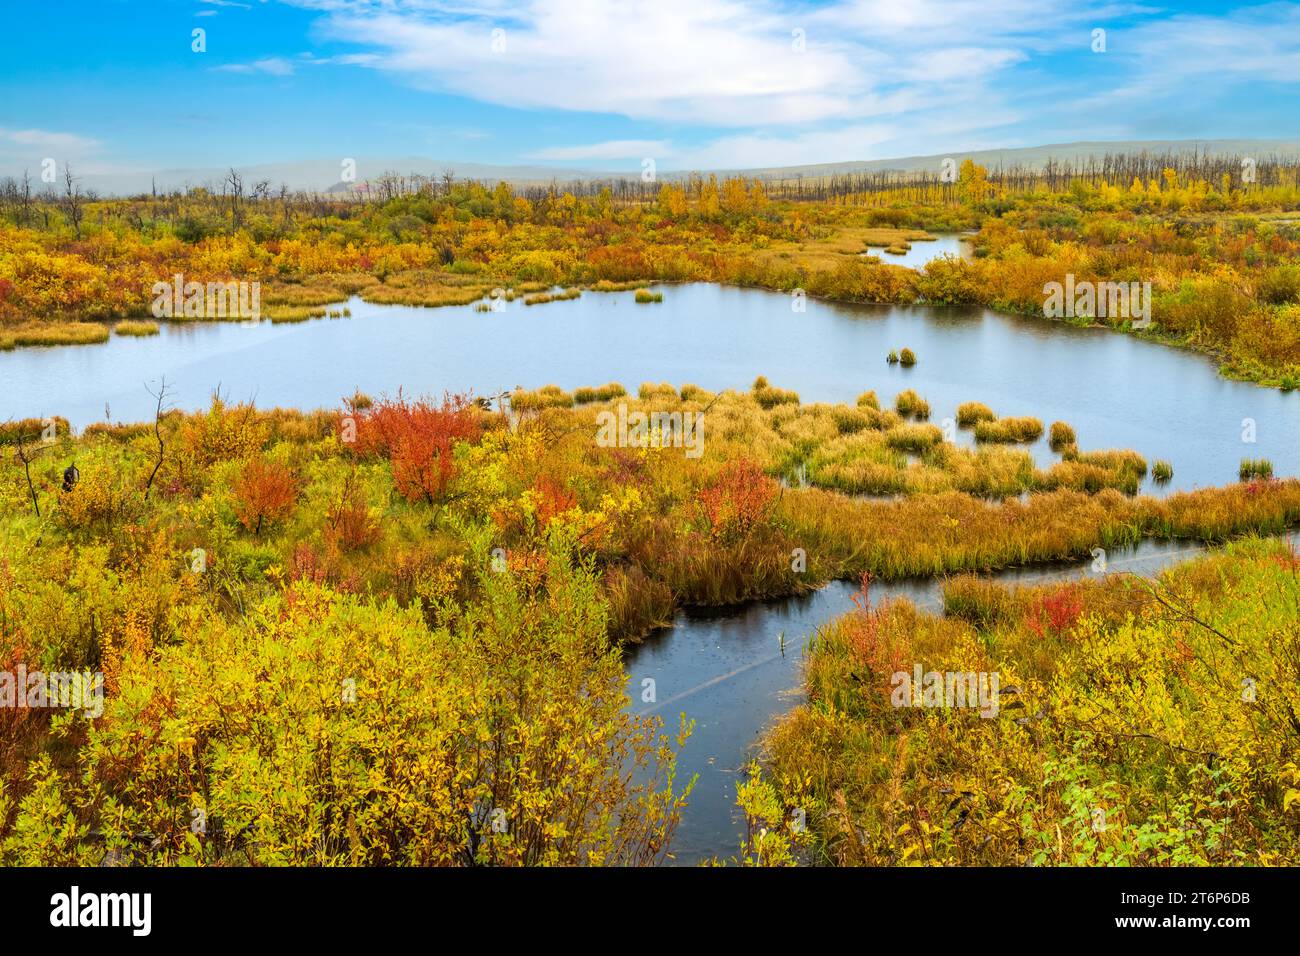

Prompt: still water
[
  {"left": 626, "top": 536, "right": 1293, "bottom": 864},
  {"left": 1, "top": 282, "right": 1294, "bottom": 493},
  {"left": 867, "top": 232, "right": 973, "bottom": 268}
]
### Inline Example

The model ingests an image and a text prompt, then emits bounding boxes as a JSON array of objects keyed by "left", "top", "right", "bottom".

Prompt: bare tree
[
  {"left": 61, "top": 163, "right": 85, "bottom": 238},
  {"left": 7, "top": 424, "right": 45, "bottom": 517},
  {"left": 19, "top": 169, "right": 33, "bottom": 226},
  {"left": 226, "top": 167, "right": 244, "bottom": 226},
  {"left": 143, "top": 378, "right": 174, "bottom": 500}
]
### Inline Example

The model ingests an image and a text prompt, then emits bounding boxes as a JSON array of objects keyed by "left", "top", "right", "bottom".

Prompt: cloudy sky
[{"left": 2, "top": 0, "right": 1299, "bottom": 176}]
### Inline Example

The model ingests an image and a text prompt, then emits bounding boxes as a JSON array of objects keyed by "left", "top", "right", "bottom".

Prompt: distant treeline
[
  {"left": 537, "top": 149, "right": 1300, "bottom": 204},
  {"left": 2, "top": 148, "right": 1299, "bottom": 230}
]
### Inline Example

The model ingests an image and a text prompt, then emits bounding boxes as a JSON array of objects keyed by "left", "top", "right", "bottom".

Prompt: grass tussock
[
  {"left": 0, "top": 321, "right": 109, "bottom": 350},
  {"left": 1048, "top": 420, "right": 1076, "bottom": 449},
  {"left": 894, "top": 389, "right": 930, "bottom": 420},
  {"left": 956, "top": 402, "right": 996, "bottom": 427},
  {"left": 112, "top": 320, "right": 160, "bottom": 337},
  {"left": 511, "top": 384, "right": 573, "bottom": 412},
  {"left": 574, "top": 382, "right": 627, "bottom": 404},
  {"left": 752, "top": 376, "right": 800, "bottom": 410},
  {"left": 1241, "top": 457, "right": 1274, "bottom": 481},
  {"left": 974, "top": 416, "right": 1044, "bottom": 443}
]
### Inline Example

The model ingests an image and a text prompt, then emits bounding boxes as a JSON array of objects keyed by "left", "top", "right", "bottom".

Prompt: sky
[{"left": 1, "top": 0, "right": 1299, "bottom": 178}]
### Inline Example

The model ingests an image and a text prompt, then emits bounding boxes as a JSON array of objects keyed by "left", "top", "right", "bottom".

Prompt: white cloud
[
  {"left": 215, "top": 57, "right": 298, "bottom": 75},
  {"left": 527, "top": 139, "right": 670, "bottom": 160},
  {"left": 0, "top": 127, "right": 100, "bottom": 152},
  {"left": 266, "top": 0, "right": 1300, "bottom": 167}
]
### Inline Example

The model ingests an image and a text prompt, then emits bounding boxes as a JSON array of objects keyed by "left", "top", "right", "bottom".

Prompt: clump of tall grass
[
  {"left": 347, "top": 390, "right": 374, "bottom": 411},
  {"left": 856, "top": 390, "right": 880, "bottom": 410},
  {"left": 884, "top": 422, "right": 943, "bottom": 453},
  {"left": 1240, "top": 458, "right": 1274, "bottom": 481},
  {"left": 266, "top": 305, "right": 327, "bottom": 324},
  {"left": 974, "top": 416, "right": 1043, "bottom": 443},
  {"left": 639, "top": 381, "right": 678, "bottom": 401},
  {"left": 886, "top": 350, "right": 899, "bottom": 364},
  {"left": 894, "top": 389, "right": 930, "bottom": 420},
  {"left": 680, "top": 383, "right": 714, "bottom": 403},
  {"left": 899, "top": 347, "right": 917, "bottom": 367},
  {"left": 941, "top": 575, "right": 1018, "bottom": 630},
  {"left": 634, "top": 288, "right": 663, "bottom": 303},
  {"left": 588, "top": 279, "right": 645, "bottom": 292},
  {"left": 524, "top": 288, "right": 581, "bottom": 306},
  {"left": 113, "top": 320, "right": 160, "bottom": 337},
  {"left": 511, "top": 384, "right": 573, "bottom": 412},
  {"left": 830, "top": 406, "right": 876, "bottom": 435},
  {"left": 752, "top": 376, "right": 799, "bottom": 409},
  {"left": 1042, "top": 460, "right": 1140, "bottom": 495},
  {"left": 0, "top": 321, "right": 110, "bottom": 350},
  {"left": 362, "top": 281, "right": 489, "bottom": 308},
  {"left": 956, "top": 402, "right": 996, "bottom": 427},
  {"left": 1076, "top": 448, "right": 1147, "bottom": 477},
  {"left": 1152, "top": 460, "right": 1173, "bottom": 482},
  {"left": 1048, "top": 421, "right": 1076, "bottom": 449},
  {"left": 574, "top": 382, "right": 627, "bottom": 404}
]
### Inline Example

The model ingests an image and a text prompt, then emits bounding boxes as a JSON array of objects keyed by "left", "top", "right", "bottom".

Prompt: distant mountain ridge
[{"left": 18, "top": 139, "right": 1300, "bottom": 197}]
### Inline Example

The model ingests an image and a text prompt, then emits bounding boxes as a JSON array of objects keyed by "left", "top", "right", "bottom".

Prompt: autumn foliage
[
  {"left": 345, "top": 392, "right": 481, "bottom": 504},
  {"left": 698, "top": 458, "right": 778, "bottom": 543},
  {"left": 233, "top": 459, "right": 297, "bottom": 535}
]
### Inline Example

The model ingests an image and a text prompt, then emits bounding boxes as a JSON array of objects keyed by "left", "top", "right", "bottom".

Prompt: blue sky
[{"left": 1, "top": 0, "right": 1299, "bottom": 176}]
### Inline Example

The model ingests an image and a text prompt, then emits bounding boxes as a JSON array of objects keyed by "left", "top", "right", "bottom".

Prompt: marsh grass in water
[
  {"left": 894, "top": 389, "right": 930, "bottom": 420},
  {"left": 957, "top": 402, "right": 996, "bottom": 427},
  {"left": 748, "top": 538, "right": 1300, "bottom": 866},
  {"left": 0, "top": 321, "right": 109, "bottom": 350},
  {"left": 1049, "top": 421, "right": 1077, "bottom": 449},
  {"left": 112, "top": 320, "right": 159, "bottom": 337},
  {"left": 975, "top": 416, "right": 1044, "bottom": 444},
  {"left": 1241, "top": 457, "right": 1275, "bottom": 481}
]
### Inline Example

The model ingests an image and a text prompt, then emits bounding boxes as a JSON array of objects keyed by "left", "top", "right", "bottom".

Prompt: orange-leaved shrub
[{"left": 344, "top": 392, "right": 482, "bottom": 504}]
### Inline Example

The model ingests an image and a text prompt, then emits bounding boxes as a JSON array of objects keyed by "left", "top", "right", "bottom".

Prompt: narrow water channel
[{"left": 625, "top": 536, "right": 1288, "bottom": 864}]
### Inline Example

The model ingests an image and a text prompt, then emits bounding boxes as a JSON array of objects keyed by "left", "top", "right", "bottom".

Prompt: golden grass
[
  {"left": 894, "top": 389, "right": 930, "bottom": 419},
  {"left": 511, "top": 384, "right": 573, "bottom": 412},
  {"left": 1049, "top": 420, "right": 1077, "bottom": 449},
  {"left": 265, "top": 305, "right": 326, "bottom": 324},
  {"left": 524, "top": 288, "right": 582, "bottom": 306},
  {"left": 860, "top": 227, "right": 937, "bottom": 248},
  {"left": 957, "top": 401, "right": 996, "bottom": 426},
  {"left": 362, "top": 284, "right": 489, "bottom": 307},
  {"left": 638, "top": 382, "right": 678, "bottom": 401},
  {"left": 574, "top": 382, "right": 627, "bottom": 404},
  {"left": 112, "top": 320, "right": 160, "bottom": 337},
  {"left": 0, "top": 321, "right": 109, "bottom": 350},
  {"left": 975, "top": 416, "right": 1044, "bottom": 443}
]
